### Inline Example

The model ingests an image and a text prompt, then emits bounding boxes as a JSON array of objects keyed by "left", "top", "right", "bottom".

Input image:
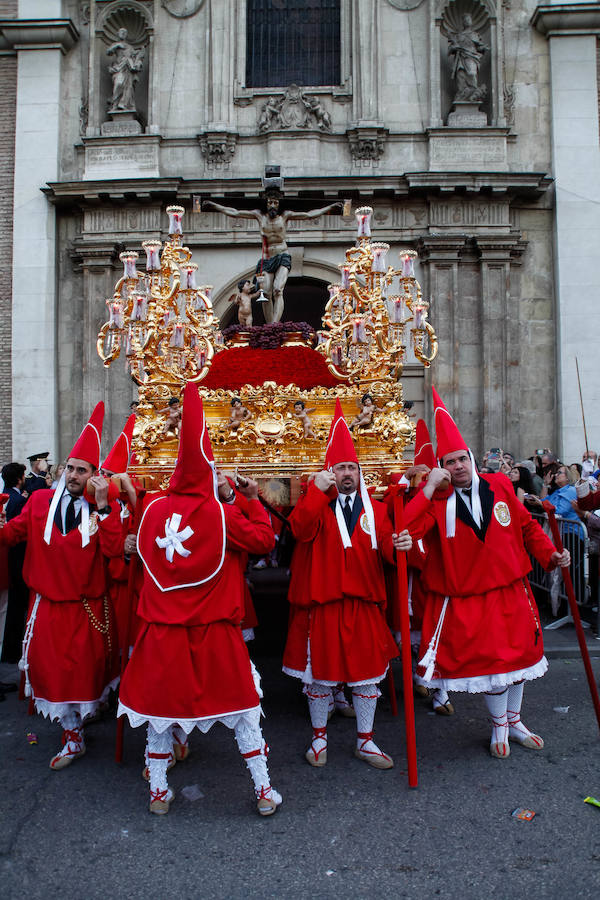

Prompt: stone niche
[
  {"left": 439, "top": 0, "right": 494, "bottom": 127},
  {"left": 94, "top": 0, "right": 153, "bottom": 136}
]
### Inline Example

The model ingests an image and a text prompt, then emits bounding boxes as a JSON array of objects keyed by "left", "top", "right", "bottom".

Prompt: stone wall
[
  {"left": 5, "top": 0, "right": 569, "bottom": 461},
  {"left": 0, "top": 0, "right": 17, "bottom": 463}
]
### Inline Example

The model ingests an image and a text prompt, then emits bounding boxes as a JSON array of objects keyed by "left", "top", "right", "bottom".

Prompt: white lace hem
[
  {"left": 415, "top": 656, "right": 548, "bottom": 694},
  {"left": 117, "top": 700, "right": 263, "bottom": 735},
  {"left": 282, "top": 665, "right": 388, "bottom": 688},
  {"left": 118, "top": 659, "right": 264, "bottom": 735},
  {"left": 34, "top": 676, "right": 120, "bottom": 722}
]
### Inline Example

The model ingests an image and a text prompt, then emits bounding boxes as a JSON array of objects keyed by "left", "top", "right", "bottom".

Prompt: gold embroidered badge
[
  {"left": 80, "top": 512, "right": 99, "bottom": 536},
  {"left": 360, "top": 512, "right": 370, "bottom": 534},
  {"left": 493, "top": 501, "right": 511, "bottom": 526}
]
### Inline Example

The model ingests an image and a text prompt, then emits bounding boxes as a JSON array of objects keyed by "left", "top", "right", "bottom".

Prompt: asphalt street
[{"left": 1, "top": 635, "right": 600, "bottom": 900}]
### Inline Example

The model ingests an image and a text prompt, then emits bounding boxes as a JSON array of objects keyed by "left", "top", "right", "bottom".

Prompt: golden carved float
[{"left": 97, "top": 205, "right": 438, "bottom": 490}]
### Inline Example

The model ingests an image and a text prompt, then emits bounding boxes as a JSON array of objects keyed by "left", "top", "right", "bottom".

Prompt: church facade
[{"left": 1, "top": 0, "right": 599, "bottom": 464}]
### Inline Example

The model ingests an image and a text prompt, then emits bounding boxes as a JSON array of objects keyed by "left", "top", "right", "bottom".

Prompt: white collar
[{"left": 338, "top": 490, "right": 357, "bottom": 507}]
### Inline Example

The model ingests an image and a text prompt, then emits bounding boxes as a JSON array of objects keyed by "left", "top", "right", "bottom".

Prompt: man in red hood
[{"left": 405, "top": 389, "right": 570, "bottom": 759}]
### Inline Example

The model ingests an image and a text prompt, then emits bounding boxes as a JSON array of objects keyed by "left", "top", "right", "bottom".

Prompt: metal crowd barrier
[{"left": 528, "top": 510, "right": 593, "bottom": 630}]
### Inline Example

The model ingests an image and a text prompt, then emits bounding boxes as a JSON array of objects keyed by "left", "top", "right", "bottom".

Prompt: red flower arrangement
[{"left": 201, "top": 345, "right": 342, "bottom": 390}]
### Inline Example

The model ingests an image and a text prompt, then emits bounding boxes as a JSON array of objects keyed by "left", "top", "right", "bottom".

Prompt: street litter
[
  {"left": 26, "top": 732, "right": 37, "bottom": 744},
  {"left": 584, "top": 796, "right": 600, "bottom": 809},
  {"left": 553, "top": 706, "right": 570, "bottom": 714},
  {"left": 181, "top": 784, "right": 204, "bottom": 802},
  {"left": 511, "top": 808, "right": 536, "bottom": 821},
  {"left": 325, "top": 870, "right": 335, "bottom": 877}
]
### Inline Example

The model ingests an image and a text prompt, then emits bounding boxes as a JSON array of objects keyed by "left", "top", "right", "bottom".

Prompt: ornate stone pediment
[{"left": 257, "top": 85, "right": 332, "bottom": 133}]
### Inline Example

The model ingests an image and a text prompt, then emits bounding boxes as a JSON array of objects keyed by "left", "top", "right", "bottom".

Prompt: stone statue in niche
[
  {"left": 447, "top": 13, "right": 488, "bottom": 102},
  {"left": 107, "top": 28, "right": 145, "bottom": 113}
]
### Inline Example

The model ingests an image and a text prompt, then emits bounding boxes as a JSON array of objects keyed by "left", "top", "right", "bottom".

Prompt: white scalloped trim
[
  {"left": 33, "top": 676, "right": 120, "bottom": 722},
  {"left": 117, "top": 659, "right": 264, "bottom": 734},
  {"left": 415, "top": 657, "right": 548, "bottom": 694},
  {"left": 282, "top": 665, "right": 388, "bottom": 688},
  {"left": 117, "top": 700, "right": 262, "bottom": 735},
  {"left": 576, "top": 478, "right": 590, "bottom": 499}
]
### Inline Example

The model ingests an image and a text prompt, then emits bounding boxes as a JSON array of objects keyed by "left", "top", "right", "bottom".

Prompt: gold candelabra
[
  {"left": 317, "top": 206, "right": 438, "bottom": 382},
  {"left": 97, "top": 206, "right": 220, "bottom": 392}
]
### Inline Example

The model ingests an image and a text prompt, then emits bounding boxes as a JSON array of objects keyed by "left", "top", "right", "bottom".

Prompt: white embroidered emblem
[
  {"left": 493, "top": 501, "right": 511, "bottom": 527},
  {"left": 360, "top": 512, "right": 370, "bottom": 534},
  {"left": 155, "top": 513, "right": 194, "bottom": 563},
  {"left": 80, "top": 513, "right": 98, "bottom": 536}
]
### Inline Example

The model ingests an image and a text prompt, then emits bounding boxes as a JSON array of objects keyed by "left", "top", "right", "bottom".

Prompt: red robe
[
  {"left": 283, "top": 483, "right": 399, "bottom": 684},
  {"left": 0, "top": 489, "right": 122, "bottom": 710},
  {"left": 404, "top": 473, "right": 557, "bottom": 689},
  {"left": 118, "top": 496, "right": 274, "bottom": 727}
]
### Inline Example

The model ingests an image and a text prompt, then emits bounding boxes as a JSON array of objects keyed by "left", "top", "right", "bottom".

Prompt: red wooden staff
[
  {"left": 542, "top": 500, "right": 600, "bottom": 730},
  {"left": 393, "top": 488, "right": 418, "bottom": 788},
  {"left": 115, "top": 550, "right": 139, "bottom": 763}
]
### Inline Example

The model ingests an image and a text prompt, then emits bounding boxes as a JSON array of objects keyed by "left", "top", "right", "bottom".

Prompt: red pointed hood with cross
[
  {"left": 136, "top": 382, "right": 226, "bottom": 592},
  {"left": 101, "top": 413, "right": 136, "bottom": 474}
]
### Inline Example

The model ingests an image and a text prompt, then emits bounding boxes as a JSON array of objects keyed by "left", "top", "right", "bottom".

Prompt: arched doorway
[{"left": 217, "top": 275, "right": 329, "bottom": 330}]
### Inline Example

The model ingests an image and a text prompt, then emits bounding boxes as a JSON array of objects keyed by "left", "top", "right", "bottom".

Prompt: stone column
[
  {"left": 208, "top": 0, "right": 234, "bottom": 130},
  {"left": 475, "top": 236, "right": 525, "bottom": 455},
  {"left": 417, "top": 236, "right": 467, "bottom": 433},
  {"left": 352, "top": 0, "right": 380, "bottom": 125},
  {"left": 532, "top": 4, "right": 600, "bottom": 459},
  {"left": 6, "top": 4, "right": 78, "bottom": 460}
]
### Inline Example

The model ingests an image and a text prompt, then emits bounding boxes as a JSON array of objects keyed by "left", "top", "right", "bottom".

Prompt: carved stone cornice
[
  {"left": 531, "top": 3, "right": 600, "bottom": 37},
  {"left": 0, "top": 18, "right": 79, "bottom": 55},
  {"left": 346, "top": 126, "right": 388, "bottom": 165},
  {"left": 198, "top": 132, "right": 237, "bottom": 169}
]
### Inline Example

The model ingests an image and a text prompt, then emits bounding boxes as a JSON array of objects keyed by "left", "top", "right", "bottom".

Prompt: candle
[
  {"left": 142, "top": 240, "right": 162, "bottom": 272},
  {"left": 328, "top": 283, "right": 341, "bottom": 302},
  {"left": 170, "top": 322, "right": 185, "bottom": 348},
  {"left": 339, "top": 265, "right": 351, "bottom": 289},
  {"left": 120, "top": 252, "right": 138, "bottom": 280},
  {"left": 166, "top": 205, "right": 184, "bottom": 235},
  {"left": 400, "top": 250, "right": 416, "bottom": 278},
  {"left": 352, "top": 318, "right": 367, "bottom": 344},
  {"left": 181, "top": 263, "right": 198, "bottom": 290},
  {"left": 388, "top": 296, "right": 404, "bottom": 324},
  {"left": 355, "top": 206, "right": 372, "bottom": 238},
  {"left": 371, "top": 242, "right": 389, "bottom": 274},
  {"left": 414, "top": 302, "right": 428, "bottom": 329},
  {"left": 131, "top": 295, "right": 147, "bottom": 322}
]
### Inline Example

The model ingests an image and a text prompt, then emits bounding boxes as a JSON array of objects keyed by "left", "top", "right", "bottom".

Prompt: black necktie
[
  {"left": 462, "top": 486, "right": 472, "bottom": 502},
  {"left": 343, "top": 495, "right": 352, "bottom": 530},
  {"left": 64, "top": 496, "right": 77, "bottom": 534}
]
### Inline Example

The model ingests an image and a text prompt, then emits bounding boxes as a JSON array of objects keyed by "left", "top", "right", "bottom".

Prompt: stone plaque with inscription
[
  {"left": 83, "top": 138, "right": 160, "bottom": 180},
  {"left": 428, "top": 130, "right": 508, "bottom": 172}
]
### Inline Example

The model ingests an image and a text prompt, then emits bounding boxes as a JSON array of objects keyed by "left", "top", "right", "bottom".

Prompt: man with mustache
[{"left": 283, "top": 401, "right": 412, "bottom": 770}]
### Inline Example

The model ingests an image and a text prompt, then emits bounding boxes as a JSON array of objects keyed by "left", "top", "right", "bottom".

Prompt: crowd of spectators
[{"left": 479, "top": 447, "right": 599, "bottom": 619}]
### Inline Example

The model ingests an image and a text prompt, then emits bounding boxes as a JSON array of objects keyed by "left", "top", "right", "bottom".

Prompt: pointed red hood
[
  {"left": 414, "top": 419, "right": 437, "bottom": 470},
  {"left": 169, "top": 383, "right": 215, "bottom": 497},
  {"left": 324, "top": 399, "right": 358, "bottom": 469},
  {"left": 68, "top": 402, "right": 104, "bottom": 468},
  {"left": 102, "top": 414, "right": 136, "bottom": 474},
  {"left": 432, "top": 387, "right": 468, "bottom": 462},
  {"left": 136, "top": 381, "right": 227, "bottom": 593}
]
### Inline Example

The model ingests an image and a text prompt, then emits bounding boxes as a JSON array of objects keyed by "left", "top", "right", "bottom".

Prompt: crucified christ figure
[{"left": 204, "top": 193, "right": 343, "bottom": 323}]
